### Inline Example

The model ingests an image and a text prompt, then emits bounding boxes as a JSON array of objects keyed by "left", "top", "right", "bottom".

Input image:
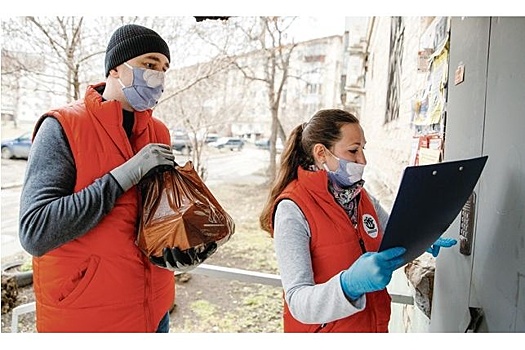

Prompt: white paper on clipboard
[{"left": 378, "top": 155, "right": 488, "bottom": 263}]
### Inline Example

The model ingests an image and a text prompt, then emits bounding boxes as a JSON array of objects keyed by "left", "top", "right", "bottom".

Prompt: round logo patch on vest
[{"left": 362, "top": 214, "right": 378, "bottom": 238}]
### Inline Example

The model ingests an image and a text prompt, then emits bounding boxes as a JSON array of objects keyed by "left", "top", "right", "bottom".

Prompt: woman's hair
[{"left": 259, "top": 109, "right": 360, "bottom": 233}]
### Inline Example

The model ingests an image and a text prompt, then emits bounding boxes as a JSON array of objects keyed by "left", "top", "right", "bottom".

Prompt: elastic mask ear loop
[
  {"left": 326, "top": 147, "right": 340, "bottom": 161},
  {"left": 118, "top": 62, "right": 134, "bottom": 88},
  {"left": 323, "top": 147, "right": 340, "bottom": 172}
]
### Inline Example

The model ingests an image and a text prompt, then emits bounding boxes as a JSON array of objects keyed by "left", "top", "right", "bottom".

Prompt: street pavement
[{"left": 1, "top": 158, "right": 27, "bottom": 259}]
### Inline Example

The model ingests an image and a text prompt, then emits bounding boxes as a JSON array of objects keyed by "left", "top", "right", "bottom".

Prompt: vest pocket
[{"left": 56, "top": 255, "right": 100, "bottom": 306}]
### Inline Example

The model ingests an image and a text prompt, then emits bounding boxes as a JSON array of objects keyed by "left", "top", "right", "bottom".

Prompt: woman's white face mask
[{"left": 322, "top": 148, "right": 365, "bottom": 187}]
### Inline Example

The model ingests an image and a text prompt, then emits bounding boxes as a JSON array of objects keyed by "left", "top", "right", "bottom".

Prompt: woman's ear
[{"left": 312, "top": 143, "right": 327, "bottom": 165}]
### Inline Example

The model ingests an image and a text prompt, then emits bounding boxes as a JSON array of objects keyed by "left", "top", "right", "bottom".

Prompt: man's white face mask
[{"left": 118, "top": 62, "right": 165, "bottom": 111}]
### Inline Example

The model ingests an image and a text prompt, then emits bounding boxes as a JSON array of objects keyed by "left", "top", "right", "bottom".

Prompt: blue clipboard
[{"left": 378, "top": 155, "right": 488, "bottom": 263}]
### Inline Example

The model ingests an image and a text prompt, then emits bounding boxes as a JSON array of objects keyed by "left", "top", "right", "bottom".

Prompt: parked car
[
  {"left": 204, "top": 133, "right": 219, "bottom": 144},
  {"left": 171, "top": 131, "right": 192, "bottom": 155},
  {"left": 209, "top": 137, "right": 244, "bottom": 151},
  {"left": 1, "top": 132, "right": 32, "bottom": 159},
  {"left": 255, "top": 138, "right": 284, "bottom": 152}
]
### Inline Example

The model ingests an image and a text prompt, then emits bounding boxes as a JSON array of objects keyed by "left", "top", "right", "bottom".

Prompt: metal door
[{"left": 431, "top": 17, "right": 525, "bottom": 332}]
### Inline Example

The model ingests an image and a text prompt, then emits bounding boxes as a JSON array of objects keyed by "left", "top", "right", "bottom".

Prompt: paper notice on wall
[
  {"left": 409, "top": 137, "right": 420, "bottom": 166},
  {"left": 418, "top": 147, "right": 442, "bottom": 165},
  {"left": 428, "top": 135, "right": 443, "bottom": 150}
]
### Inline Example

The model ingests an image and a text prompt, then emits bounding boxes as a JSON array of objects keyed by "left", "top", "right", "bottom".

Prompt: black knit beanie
[{"left": 104, "top": 24, "right": 170, "bottom": 77}]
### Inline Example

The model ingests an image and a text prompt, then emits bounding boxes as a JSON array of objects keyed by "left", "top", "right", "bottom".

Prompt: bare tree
[
  {"left": 1, "top": 17, "right": 104, "bottom": 102},
  {"left": 184, "top": 16, "right": 334, "bottom": 183},
  {"left": 227, "top": 17, "right": 299, "bottom": 183},
  {"left": 156, "top": 60, "right": 247, "bottom": 179},
  {"left": 1, "top": 16, "right": 127, "bottom": 126},
  {"left": 2, "top": 16, "right": 325, "bottom": 170},
  {"left": 156, "top": 17, "right": 239, "bottom": 106}
]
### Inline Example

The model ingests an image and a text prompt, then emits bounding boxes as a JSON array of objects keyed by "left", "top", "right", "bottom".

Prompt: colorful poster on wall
[
  {"left": 427, "top": 48, "right": 449, "bottom": 125},
  {"left": 411, "top": 89, "right": 429, "bottom": 127},
  {"left": 412, "top": 16, "right": 449, "bottom": 158},
  {"left": 413, "top": 47, "right": 448, "bottom": 127}
]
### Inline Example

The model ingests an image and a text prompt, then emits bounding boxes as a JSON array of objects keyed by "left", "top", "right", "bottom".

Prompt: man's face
[
  {"left": 118, "top": 52, "right": 170, "bottom": 87},
  {"left": 105, "top": 52, "right": 170, "bottom": 111}
]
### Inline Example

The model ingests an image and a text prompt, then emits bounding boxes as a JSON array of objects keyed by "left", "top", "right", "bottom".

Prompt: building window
[
  {"left": 304, "top": 55, "right": 325, "bottom": 63},
  {"left": 306, "top": 83, "right": 322, "bottom": 95},
  {"left": 385, "top": 16, "right": 404, "bottom": 124}
]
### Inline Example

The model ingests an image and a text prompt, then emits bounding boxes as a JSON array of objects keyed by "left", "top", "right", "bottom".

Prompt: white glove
[{"left": 110, "top": 143, "right": 174, "bottom": 191}]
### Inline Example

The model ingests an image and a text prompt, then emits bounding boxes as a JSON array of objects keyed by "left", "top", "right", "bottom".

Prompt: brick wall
[
  {"left": 361, "top": 17, "right": 430, "bottom": 211},
  {"left": 357, "top": 16, "right": 440, "bottom": 332}
]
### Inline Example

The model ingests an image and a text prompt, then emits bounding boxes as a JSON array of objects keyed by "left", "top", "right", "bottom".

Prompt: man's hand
[{"left": 110, "top": 143, "right": 174, "bottom": 191}]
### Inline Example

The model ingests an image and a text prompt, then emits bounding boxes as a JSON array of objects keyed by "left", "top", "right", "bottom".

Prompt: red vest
[
  {"left": 273, "top": 167, "right": 391, "bottom": 332},
  {"left": 31, "top": 83, "right": 174, "bottom": 332}
]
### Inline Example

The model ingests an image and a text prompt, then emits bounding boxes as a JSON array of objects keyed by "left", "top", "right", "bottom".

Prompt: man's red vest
[
  {"left": 273, "top": 167, "right": 391, "bottom": 332},
  {"left": 31, "top": 83, "right": 174, "bottom": 332}
]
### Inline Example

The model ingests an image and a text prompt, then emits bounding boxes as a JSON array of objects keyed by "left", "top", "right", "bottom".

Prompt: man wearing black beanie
[{"left": 19, "top": 24, "right": 176, "bottom": 332}]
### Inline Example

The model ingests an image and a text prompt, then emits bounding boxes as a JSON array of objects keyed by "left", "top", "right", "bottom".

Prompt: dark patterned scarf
[{"left": 328, "top": 179, "right": 365, "bottom": 227}]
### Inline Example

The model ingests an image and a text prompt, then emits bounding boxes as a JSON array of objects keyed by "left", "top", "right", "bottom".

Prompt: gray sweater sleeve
[
  {"left": 273, "top": 199, "right": 366, "bottom": 324},
  {"left": 19, "top": 117, "right": 124, "bottom": 257},
  {"left": 368, "top": 193, "right": 390, "bottom": 232}
]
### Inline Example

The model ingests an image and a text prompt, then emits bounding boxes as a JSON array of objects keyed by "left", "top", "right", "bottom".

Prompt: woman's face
[{"left": 325, "top": 123, "right": 367, "bottom": 171}]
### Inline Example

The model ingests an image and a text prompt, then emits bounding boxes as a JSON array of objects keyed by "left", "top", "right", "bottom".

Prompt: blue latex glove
[
  {"left": 426, "top": 237, "right": 458, "bottom": 257},
  {"left": 340, "top": 247, "right": 406, "bottom": 300}
]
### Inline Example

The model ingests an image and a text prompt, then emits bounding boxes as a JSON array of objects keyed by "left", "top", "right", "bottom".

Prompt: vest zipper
[
  {"left": 359, "top": 238, "right": 366, "bottom": 254},
  {"left": 332, "top": 196, "right": 369, "bottom": 254},
  {"left": 314, "top": 323, "right": 327, "bottom": 332},
  {"left": 356, "top": 201, "right": 367, "bottom": 253}
]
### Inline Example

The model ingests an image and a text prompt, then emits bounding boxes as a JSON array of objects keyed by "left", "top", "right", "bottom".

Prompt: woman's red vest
[
  {"left": 273, "top": 167, "right": 391, "bottom": 332},
  {"left": 31, "top": 83, "right": 174, "bottom": 332}
]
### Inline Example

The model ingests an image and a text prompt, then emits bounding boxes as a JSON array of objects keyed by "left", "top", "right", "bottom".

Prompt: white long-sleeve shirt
[{"left": 273, "top": 195, "right": 389, "bottom": 324}]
